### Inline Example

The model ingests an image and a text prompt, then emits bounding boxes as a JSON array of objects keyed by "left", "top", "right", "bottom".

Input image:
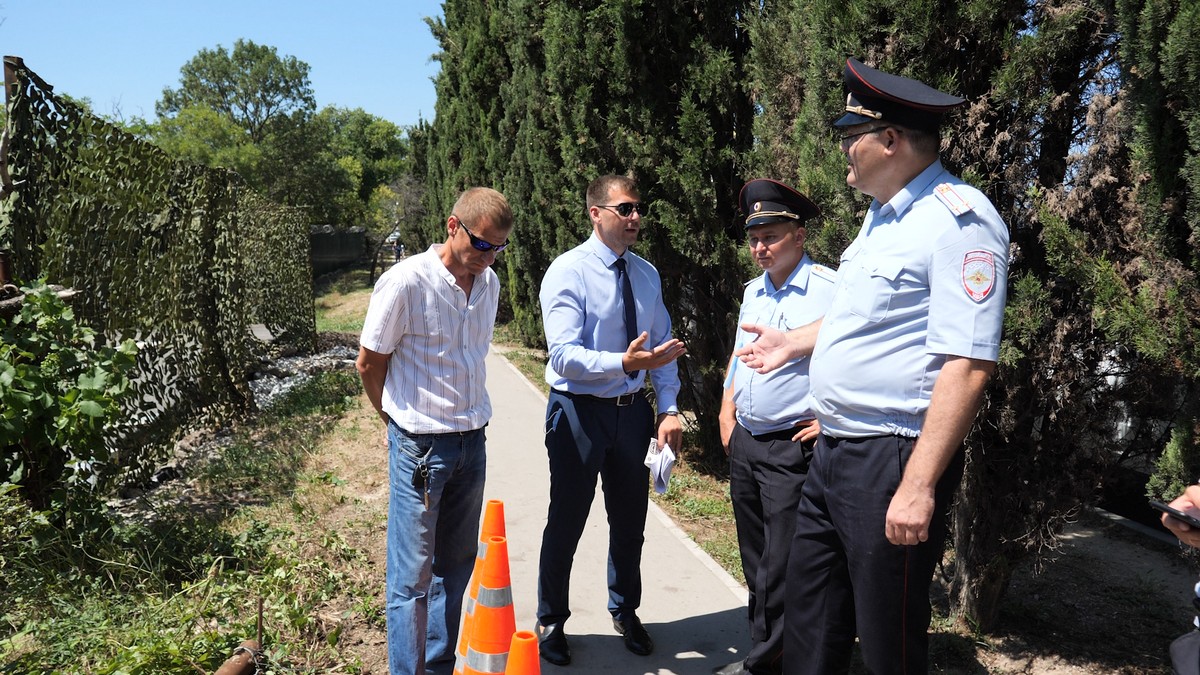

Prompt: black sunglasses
[
  {"left": 455, "top": 216, "right": 509, "bottom": 253},
  {"left": 597, "top": 202, "right": 648, "bottom": 218}
]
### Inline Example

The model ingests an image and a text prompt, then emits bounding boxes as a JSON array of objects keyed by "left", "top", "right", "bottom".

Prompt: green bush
[{"left": 0, "top": 282, "right": 137, "bottom": 517}]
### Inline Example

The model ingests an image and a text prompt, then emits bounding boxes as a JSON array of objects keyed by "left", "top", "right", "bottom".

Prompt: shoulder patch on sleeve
[
  {"left": 962, "top": 250, "right": 996, "bottom": 302},
  {"left": 811, "top": 264, "right": 837, "bottom": 283},
  {"left": 934, "top": 183, "right": 974, "bottom": 216}
]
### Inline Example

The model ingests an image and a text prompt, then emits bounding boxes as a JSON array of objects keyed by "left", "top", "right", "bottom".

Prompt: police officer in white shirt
[
  {"left": 736, "top": 58, "right": 1009, "bottom": 674},
  {"left": 715, "top": 179, "right": 835, "bottom": 675}
]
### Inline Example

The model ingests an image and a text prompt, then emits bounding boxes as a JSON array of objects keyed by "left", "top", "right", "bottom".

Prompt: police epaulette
[
  {"left": 934, "top": 183, "right": 974, "bottom": 216},
  {"left": 811, "top": 264, "right": 837, "bottom": 282}
]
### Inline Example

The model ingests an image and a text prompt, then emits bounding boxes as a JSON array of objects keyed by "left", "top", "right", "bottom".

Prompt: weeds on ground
[{"left": 0, "top": 370, "right": 376, "bottom": 674}]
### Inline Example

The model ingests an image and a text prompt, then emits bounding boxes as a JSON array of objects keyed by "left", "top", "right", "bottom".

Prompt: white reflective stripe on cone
[
  {"left": 476, "top": 585, "right": 512, "bottom": 608},
  {"left": 465, "top": 649, "right": 508, "bottom": 673}
]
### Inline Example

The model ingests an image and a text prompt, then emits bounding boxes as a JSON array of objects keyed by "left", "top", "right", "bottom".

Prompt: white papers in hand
[{"left": 643, "top": 439, "right": 676, "bottom": 494}]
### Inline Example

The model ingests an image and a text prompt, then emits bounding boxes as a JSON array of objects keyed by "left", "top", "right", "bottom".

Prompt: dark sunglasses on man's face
[
  {"left": 597, "top": 202, "right": 648, "bottom": 218},
  {"left": 455, "top": 216, "right": 509, "bottom": 253}
]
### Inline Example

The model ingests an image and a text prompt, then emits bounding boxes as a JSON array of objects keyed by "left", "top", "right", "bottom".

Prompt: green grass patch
[
  {"left": 314, "top": 267, "right": 375, "bottom": 335},
  {"left": 0, "top": 371, "right": 373, "bottom": 673}
]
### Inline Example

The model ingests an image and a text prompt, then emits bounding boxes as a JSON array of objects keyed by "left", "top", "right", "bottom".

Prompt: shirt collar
[
  {"left": 761, "top": 254, "right": 812, "bottom": 295},
  {"left": 586, "top": 232, "right": 624, "bottom": 267},
  {"left": 875, "top": 159, "right": 946, "bottom": 220},
  {"left": 429, "top": 242, "right": 488, "bottom": 288}
]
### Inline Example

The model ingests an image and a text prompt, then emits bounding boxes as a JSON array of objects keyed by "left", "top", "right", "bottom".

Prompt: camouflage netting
[{"left": 0, "top": 56, "right": 316, "bottom": 486}]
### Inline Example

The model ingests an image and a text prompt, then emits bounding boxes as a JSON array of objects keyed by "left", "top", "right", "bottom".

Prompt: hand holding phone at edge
[{"left": 1162, "top": 485, "right": 1200, "bottom": 549}]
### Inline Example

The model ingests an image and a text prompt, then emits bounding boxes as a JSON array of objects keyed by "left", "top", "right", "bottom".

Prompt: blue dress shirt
[{"left": 540, "top": 233, "right": 680, "bottom": 412}]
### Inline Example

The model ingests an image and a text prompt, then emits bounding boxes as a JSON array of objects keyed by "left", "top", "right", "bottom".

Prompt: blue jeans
[{"left": 386, "top": 422, "right": 487, "bottom": 675}]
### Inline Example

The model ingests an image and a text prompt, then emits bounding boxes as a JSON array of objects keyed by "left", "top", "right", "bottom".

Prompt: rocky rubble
[{"left": 108, "top": 342, "right": 359, "bottom": 522}]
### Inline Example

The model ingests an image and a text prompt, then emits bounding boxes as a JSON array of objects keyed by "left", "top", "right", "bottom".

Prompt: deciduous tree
[{"left": 157, "top": 39, "right": 315, "bottom": 144}]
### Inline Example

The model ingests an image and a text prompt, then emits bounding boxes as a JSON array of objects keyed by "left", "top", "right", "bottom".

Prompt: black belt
[
  {"left": 750, "top": 426, "right": 803, "bottom": 443},
  {"left": 554, "top": 388, "right": 644, "bottom": 407}
]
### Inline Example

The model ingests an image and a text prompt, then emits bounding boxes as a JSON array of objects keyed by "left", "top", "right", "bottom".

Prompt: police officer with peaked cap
[
  {"left": 715, "top": 179, "right": 835, "bottom": 675},
  {"left": 735, "top": 58, "right": 1009, "bottom": 673}
]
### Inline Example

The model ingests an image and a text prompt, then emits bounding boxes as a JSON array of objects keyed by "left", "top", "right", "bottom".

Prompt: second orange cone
[
  {"left": 463, "top": 535, "right": 516, "bottom": 675},
  {"left": 456, "top": 501, "right": 508, "bottom": 675}
]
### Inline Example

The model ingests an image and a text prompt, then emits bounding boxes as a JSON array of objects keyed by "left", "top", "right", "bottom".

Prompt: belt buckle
[{"left": 615, "top": 392, "right": 635, "bottom": 407}]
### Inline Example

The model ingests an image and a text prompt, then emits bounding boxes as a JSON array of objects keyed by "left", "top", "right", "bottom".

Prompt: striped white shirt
[{"left": 359, "top": 244, "right": 498, "bottom": 433}]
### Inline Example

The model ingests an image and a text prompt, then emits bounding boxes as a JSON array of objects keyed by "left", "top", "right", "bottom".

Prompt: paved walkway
[{"left": 482, "top": 348, "right": 751, "bottom": 674}]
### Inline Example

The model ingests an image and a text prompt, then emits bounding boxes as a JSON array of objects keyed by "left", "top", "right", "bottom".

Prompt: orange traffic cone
[
  {"left": 454, "top": 588, "right": 477, "bottom": 675},
  {"left": 455, "top": 500, "right": 508, "bottom": 675},
  {"left": 481, "top": 499, "right": 506, "bottom": 540},
  {"left": 504, "top": 630, "right": 540, "bottom": 675},
  {"left": 463, "top": 536, "right": 516, "bottom": 674}
]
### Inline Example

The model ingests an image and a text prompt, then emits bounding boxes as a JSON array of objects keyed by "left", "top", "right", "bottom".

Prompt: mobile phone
[{"left": 1150, "top": 499, "right": 1200, "bottom": 529}]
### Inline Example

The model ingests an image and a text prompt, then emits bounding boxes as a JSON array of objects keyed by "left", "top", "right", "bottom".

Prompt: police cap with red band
[
  {"left": 834, "top": 58, "right": 966, "bottom": 131},
  {"left": 738, "top": 179, "right": 820, "bottom": 230}
]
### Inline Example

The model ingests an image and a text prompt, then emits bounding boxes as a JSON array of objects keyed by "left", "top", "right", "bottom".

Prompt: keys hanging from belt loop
[{"left": 411, "top": 461, "right": 431, "bottom": 510}]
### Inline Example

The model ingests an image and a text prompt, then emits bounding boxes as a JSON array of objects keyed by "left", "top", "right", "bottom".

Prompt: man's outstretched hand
[
  {"left": 623, "top": 332, "right": 687, "bottom": 373},
  {"left": 733, "top": 324, "right": 794, "bottom": 374}
]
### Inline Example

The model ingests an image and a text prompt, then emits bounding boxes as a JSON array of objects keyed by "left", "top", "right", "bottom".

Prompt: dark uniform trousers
[
  {"left": 783, "top": 434, "right": 964, "bottom": 674},
  {"left": 728, "top": 422, "right": 815, "bottom": 675},
  {"left": 537, "top": 388, "right": 655, "bottom": 626}
]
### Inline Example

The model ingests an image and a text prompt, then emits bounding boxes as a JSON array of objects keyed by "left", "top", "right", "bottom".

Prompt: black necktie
[{"left": 614, "top": 257, "right": 638, "bottom": 378}]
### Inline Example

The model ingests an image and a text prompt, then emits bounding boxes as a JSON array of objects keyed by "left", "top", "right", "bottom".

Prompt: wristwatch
[{"left": 660, "top": 411, "right": 678, "bottom": 416}]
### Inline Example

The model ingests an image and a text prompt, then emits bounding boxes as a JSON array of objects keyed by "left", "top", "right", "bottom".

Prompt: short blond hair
[{"left": 452, "top": 187, "right": 513, "bottom": 231}]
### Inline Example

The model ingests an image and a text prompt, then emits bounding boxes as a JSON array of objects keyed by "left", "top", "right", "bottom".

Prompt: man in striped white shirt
[{"left": 356, "top": 187, "right": 514, "bottom": 675}]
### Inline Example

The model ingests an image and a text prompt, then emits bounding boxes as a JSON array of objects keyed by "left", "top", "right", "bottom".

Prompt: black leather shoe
[
  {"left": 712, "top": 660, "right": 748, "bottom": 675},
  {"left": 537, "top": 622, "right": 571, "bottom": 666},
  {"left": 612, "top": 613, "right": 654, "bottom": 656}
]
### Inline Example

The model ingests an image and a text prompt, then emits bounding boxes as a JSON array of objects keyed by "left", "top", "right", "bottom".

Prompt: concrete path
[{"left": 483, "top": 348, "right": 751, "bottom": 674}]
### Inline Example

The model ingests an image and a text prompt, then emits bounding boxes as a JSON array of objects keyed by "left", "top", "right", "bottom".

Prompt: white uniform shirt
[
  {"left": 810, "top": 160, "right": 1009, "bottom": 438},
  {"left": 359, "top": 244, "right": 497, "bottom": 433},
  {"left": 729, "top": 254, "right": 836, "bottom": 434}
]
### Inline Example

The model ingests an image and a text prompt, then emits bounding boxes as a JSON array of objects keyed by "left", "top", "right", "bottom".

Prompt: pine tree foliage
[
  {"left": 423, "top": 0, "right": 513, "bottom": 241},
  {"left": 494, "top": 0, "right": 572, "bottom": 342},
  {"left": 1115, "top": 0, "right": 1200, "bottom": 499}
]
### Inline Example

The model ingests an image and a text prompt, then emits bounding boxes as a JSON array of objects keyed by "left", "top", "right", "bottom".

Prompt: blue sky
[{"left": 0, "top": 0, "right": 443, "bottom": 127}]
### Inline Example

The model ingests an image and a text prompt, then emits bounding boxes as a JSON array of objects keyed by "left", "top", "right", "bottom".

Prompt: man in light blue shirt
[
  {"left": 736, "top": 59, "right": 1009, "bottom": 673},
  {"left": 535, "top": 174, "right": 686, "bottom": 666},
  {"left": 716, "top": 179, "right": 835, "bottom": 675}
]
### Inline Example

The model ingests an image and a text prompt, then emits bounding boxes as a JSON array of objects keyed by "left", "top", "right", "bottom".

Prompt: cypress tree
[
  {"left": 424, "top": 0, "right": 513, "bottom": 237},
  {"left": 491, "top": 0, "right": 755, "bottom": 461},
  {"left": 421, "top": 0, "right": 1200, "bottom": 629},
  {"left": 1116, "top": 0, "right": 1200, "bottom": 514}
]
